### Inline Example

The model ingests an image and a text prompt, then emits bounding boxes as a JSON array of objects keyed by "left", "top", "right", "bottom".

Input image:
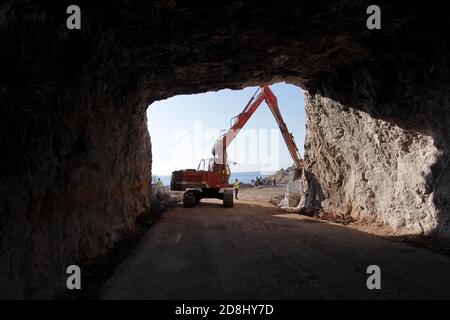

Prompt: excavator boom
[
  {"left": 212, "top": 85, "right": 303, "bottom": 169},
  {"left": 211, "top": 88, "right": 266, "bottom": 161},
  {"left": 262, "top": 86, "right": 303, "bottom": 168}
]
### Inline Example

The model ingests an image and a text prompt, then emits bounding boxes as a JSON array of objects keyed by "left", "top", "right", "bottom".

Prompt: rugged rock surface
[
  {"left": 1, "top": 1, "right": 449, "bottom": 298},
  {"left": 264, "top": 165, "right": 297, "bottom": 185},
  {"left": 0, "top": 73, "right": 152, "bottom": 298},
  {"left": 299, "top": 93, "right": 444, "bottom": 236}
]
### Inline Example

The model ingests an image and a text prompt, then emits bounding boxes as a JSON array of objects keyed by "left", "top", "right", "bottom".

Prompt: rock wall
[
  {"left": 0, "top": 85, "right": 152, "bottom": 298},
  {"left": 300, "top": 93, "right": 449, "bottom": 237}
]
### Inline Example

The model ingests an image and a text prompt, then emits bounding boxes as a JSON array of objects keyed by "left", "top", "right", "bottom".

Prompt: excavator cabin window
[
  {"left": 197, "top": 159, "right": 207, "bottom": 171},
  {"left": 197, "top": 158, "right": 227, "bottom": 173}
]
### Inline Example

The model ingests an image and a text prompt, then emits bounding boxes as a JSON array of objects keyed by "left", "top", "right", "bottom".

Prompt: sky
[{"left": 147, "top": 82, "right": 306, "bottom": 175}]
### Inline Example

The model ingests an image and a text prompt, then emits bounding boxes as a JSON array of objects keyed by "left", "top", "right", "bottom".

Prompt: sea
[{"left": 153, "top": 171, "right": 275, "bottom": 186}]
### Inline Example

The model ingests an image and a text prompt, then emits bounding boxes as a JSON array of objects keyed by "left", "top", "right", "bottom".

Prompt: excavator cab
[{"left": 197, "top": 158, "right": 231, "bottom": 177}]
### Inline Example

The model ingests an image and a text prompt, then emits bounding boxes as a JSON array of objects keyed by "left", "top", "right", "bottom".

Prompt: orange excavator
[{"left": 170, "top": 85, "right": 303, "bottom": 208}]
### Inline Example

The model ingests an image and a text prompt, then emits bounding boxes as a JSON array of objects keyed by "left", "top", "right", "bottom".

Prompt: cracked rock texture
[
  {"left": 0, "top": 1, "right": 449, "bottom": 298},
  {"left": 300, "top": 93, "right": 444, "bottom": 235}
]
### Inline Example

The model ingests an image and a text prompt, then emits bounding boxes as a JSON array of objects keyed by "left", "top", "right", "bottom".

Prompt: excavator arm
[
  {"left": 262, "top": 86, "right": 303, "bottom": 168},
  {"left": 211, "top": 87, "right": 266, "bottom": 162},
  {"left": 212, "top": 85, "right": 303, "bottom": 169}
]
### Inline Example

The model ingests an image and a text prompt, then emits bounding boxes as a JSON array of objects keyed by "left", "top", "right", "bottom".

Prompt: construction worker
[
  {"left": 233, "top": 178, "right": 239, "bottom": 200},
  {"left": 156, "top": 178, "right": 163, "bottom": 188}
]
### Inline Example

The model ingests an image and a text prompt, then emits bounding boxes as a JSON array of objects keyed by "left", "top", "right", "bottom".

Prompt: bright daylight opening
[{"left": 147, "top": 82, "right": 306, "bottom": 189}]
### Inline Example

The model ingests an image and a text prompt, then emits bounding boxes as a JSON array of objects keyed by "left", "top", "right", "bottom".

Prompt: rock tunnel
[{"left": 1, "top": 1, "right": 449, "bottom": 298}]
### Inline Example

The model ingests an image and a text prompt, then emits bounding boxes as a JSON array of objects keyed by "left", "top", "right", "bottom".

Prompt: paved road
[{"left": 101, "top": 199, "right": 450, "bottom": 299}]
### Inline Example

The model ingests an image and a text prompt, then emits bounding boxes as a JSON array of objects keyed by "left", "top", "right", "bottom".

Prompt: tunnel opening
[{"left": 147, "top": 82, "right": 306, "bottom": 209}]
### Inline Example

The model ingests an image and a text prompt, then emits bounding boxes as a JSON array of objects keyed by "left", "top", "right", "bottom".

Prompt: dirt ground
[
  {"left": 242, "top": 186, "right": 450, "bottom": 255},
  {"left": 100, "top": 189, "right": 450, "bottom": 299},
  {"left": 235, "top": 185, "right": 286, "bottom": 202}
]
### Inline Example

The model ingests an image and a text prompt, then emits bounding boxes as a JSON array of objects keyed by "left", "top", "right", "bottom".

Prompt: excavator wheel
[
  {"left": 183, "top": 191, "right": 197, "bottom": 208},
  {"left": 223, "top": 190, "right": 234, "bottom": 208}
]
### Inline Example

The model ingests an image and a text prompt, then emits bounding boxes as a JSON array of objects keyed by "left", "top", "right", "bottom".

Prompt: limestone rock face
[
  {"left": 300, "top": 93, "right": 446, "bottom": 236},
  {"left": 0, "top": 86, "right": 152, "bottom": 298}
]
